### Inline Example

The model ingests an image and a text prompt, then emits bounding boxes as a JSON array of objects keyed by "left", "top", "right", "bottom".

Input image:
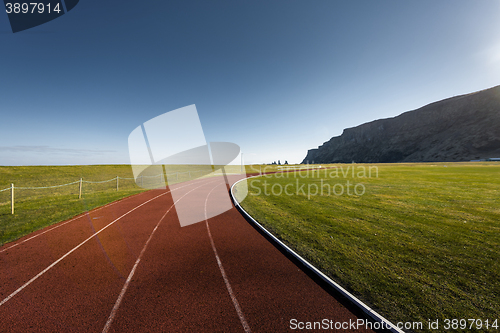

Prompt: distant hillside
[{"left": 302, "top": 85, "right": 500, "bottom": 163}]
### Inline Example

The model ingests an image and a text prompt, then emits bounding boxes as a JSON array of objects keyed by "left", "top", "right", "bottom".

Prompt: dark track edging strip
[{"left": 230, "top": 175, "right": 405, "bottom": 333}]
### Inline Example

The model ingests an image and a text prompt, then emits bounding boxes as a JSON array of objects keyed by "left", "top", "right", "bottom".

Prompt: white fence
[
  {"left": 1, "top": 175, "right": 138, "bottom": 215},
  {"left": 1, "top": 169, "right": 232, "bottom": 215}
]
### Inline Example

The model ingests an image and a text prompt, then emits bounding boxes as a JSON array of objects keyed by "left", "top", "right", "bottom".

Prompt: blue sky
[{"left": 1, "top": 0, "right": 500, "bottom": 165}]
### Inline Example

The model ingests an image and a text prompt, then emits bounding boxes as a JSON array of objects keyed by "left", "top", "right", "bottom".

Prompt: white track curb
[{"left": 230, "top": 175, "right": 405, "bottom": 333}]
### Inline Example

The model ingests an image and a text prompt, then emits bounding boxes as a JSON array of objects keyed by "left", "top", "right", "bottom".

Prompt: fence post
[
  {"left": 11, "top": 183, "right": 14, "bottom": 214},
  {"left": 116, "top": 176, "right": 119, "bottom": 191},
  {"left": 79, "top": 178, "right": 83, "bottom": 199}
]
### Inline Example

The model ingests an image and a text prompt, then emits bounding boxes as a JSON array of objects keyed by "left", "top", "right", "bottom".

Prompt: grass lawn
[
  {"left": 0, "top": 165, "right": 147, "bottom": 246},
  {"left": 237, "top": 162, "right": 500, "bottom": 332}
]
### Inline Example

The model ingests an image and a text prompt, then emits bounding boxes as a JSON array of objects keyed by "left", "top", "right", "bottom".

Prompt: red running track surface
[{"left": 0, "top": 175, "right": 375, "bottom": 332}]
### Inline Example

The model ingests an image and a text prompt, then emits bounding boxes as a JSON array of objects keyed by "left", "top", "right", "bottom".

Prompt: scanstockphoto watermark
[
  {"left": 290, "top": 318, "right": 500, "bottom": 331},
  {"left": 249, "top": 164, "right": 379, "bottom": 199},
  {"left": 289, "top": 318, "right": 393, "bottom": 330}
]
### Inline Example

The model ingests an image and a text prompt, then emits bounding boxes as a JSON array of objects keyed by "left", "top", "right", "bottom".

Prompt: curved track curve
[{"left": 0, "top": 175, "right": 381, "bottom": 332}]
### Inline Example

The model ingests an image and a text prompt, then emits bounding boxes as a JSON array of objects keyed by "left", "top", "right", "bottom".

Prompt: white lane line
[
  {"left": 102, "top": 178, "right": 219, "bottom": 333},
  {"left": 205, "top": 183, "right": 252, "bottom": 333},
  {"left": 0, "top": 182, "right": 199, "bottom": 308},
  {"left": 0, "top": 178, "right": 208, "bottom": 253}
]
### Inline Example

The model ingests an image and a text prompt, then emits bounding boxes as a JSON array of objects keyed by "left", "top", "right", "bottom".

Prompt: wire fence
[
  {"left": 0, "top": 169, "right": 219, "bottom": 215},
  {"left": 0, "top": 173, "right": 167, "bottom": 215},
  {"left": 0, "top": 176, "right": 136, "bottom": 215},
  {"left": 0, "top": 165, "right": 251, "bottom": 217},
  {"left": 0, "top": 166, "right": 248, "bottom": 247}
]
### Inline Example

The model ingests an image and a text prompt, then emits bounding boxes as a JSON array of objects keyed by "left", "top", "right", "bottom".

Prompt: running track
[{"left": 0, "top": 175, "right": 375, "bottom": 332}]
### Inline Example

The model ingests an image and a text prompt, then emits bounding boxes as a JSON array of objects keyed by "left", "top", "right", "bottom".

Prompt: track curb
[{"left": 230, "top": 175, "right": 405, "bottom": 333}]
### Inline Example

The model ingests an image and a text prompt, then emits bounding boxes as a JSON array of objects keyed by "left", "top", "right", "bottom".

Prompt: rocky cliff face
[{"left": 302, "top": 85, "right": 500, "bottom": 163}]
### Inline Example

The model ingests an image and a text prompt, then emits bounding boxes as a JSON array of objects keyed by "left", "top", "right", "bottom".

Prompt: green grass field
[
  {"left": 237, "top": 162, "right": 500, "bottom": 332},
  {"left": 2, "top": 162, "right": 498, "bottom": 331}
]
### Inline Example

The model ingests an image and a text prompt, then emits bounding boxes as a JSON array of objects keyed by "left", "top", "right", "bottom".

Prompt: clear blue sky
[{"left": 1, "top": 0, "right": 499, "bottom": 165}]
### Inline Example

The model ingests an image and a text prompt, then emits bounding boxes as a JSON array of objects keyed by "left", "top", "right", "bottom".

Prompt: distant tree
[
  {"left": 284, "top": 160, "right": 288, "bottom": 165},
  {"left": 278, "top": 160, "right": 281, "bottom": 165}
]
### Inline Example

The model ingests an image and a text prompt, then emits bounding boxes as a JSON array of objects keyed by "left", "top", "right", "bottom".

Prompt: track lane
[
  {"left": 207, "top": 176, "right": 374, "bottom": 332},
  {"left": 0, "top": 190, "right": 169, "bottom": 307},
  {"left": 0, "top": 190, "right": 172, "bottom": 332},
  {"left": 0, "top": 179, "right": 211, "bottom": 302},
  {"left": 0, "top": 179, "right": 211, "bottom": 332},
  {"left": 0, "top": 189, "right": 165, "bottom": 301},
  {"left": 205, "top": 182, "right": 251, "bottom": 333},
  {"left": 102, "top": 178, "right": 220, "bottom": 332},
  {"left": 105, "top": 175, "right": 375, "bottom": 332},
  {"left": 106, "top": 176, "right": 246, "bottom": 332},
  {"left": 0, "top": 174, "right": 379, "bottom": 332}
]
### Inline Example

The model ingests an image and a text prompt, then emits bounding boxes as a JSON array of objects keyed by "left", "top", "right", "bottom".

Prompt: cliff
[{"left": 302, "top": 85, "right": 500, "bottom": 163}]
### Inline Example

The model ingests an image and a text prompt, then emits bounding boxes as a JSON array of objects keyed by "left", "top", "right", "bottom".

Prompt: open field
[{"left": 237, "top": 162, "right": 500, "bottom": 332}]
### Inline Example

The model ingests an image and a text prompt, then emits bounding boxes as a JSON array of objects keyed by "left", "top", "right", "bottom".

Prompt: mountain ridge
[{"left": 302, "top": 85, "right": 500, "bottom": 163}]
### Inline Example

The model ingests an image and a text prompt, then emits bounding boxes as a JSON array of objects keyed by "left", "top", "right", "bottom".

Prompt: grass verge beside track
[
  {"left": 236, "top": 162, "right": 500, "bottom": 332},
  {"left": 0, "top": 165, "right": 146, "bottom": 246}
]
